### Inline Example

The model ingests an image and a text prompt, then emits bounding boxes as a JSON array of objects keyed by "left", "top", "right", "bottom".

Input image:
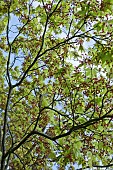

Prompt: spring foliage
[{"left": 0, "top": 0, "right": 113, "bottom": 169}]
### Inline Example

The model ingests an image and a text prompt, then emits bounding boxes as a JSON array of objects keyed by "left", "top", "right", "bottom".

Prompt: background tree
[{"left": 0, "top": 0, "right": 113, "bottom": 169}]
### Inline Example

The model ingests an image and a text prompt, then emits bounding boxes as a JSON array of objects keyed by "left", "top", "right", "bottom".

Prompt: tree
[{"left": 0, "top": 0, "right": 113, "bottom": 169}]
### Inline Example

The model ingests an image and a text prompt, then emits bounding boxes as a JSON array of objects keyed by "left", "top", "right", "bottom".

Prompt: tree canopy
[{"left": 0, "top": 0, "right": 113, "bottom": 169}]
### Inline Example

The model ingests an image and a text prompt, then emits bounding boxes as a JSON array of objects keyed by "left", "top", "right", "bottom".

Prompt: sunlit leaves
[{"left": 0, "top": 0, "right": 113, "bottom": 170}]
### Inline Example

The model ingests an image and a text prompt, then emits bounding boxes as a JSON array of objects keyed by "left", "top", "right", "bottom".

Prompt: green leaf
[{"left": 0, "top": 0, "right": 113, "bottom": 169}]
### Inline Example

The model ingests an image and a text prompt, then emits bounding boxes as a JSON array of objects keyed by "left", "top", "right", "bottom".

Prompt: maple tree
[{"left": 0, "top": 0, "right": 113, "bottom": 169}]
